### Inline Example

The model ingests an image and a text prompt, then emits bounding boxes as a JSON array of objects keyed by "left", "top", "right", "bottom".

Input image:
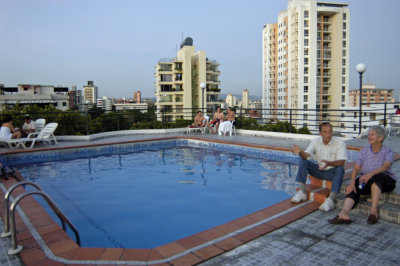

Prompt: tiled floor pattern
[{"left": 201, "top": 209, "right": 400, "bottom": 266}]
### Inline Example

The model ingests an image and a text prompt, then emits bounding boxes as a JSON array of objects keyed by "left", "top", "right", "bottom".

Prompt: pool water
[{"left": 15, "top": 146, "right": 298, "bottom": 249}]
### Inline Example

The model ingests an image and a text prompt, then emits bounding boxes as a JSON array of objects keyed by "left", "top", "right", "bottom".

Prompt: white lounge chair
[
  {"left": 25, "top": 118, "right": 46, "bottom": 138},
  {"left": 2, "top": 123, "right": 58, "bottom": 149},
  {"left": 187, "top": 115, "right": 209, "bottom": 134}
]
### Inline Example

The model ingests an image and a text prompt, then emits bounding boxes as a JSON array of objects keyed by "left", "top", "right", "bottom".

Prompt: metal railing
[
  {"left": 1, "top": 181, "right": 81, "bottom": 255},
  {"left": 1, "top": 102, "right": 398, "bottom": 137}
]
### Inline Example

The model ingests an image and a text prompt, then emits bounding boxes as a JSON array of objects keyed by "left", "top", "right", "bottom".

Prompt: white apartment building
[
  {"left": 114, "top": 102, "right": 148, "bottom": 112},
  {"left": 225, "top": 93, "right": 238, "bottom": 108},
  {"left": 340, "top": 103, "right": 396, "bottom": 138},
  {"left": 83, "top": 81, "right": 98, "bottom": 104},
  {"left": 154, "top": 37, "right": 221, "bottom": 122},
  {"left": 97, "top": 96, "right": 113, "bottom": 112},
  {"left": 0, "top": 84, "right": 69, "bottom": 111},
  {"left": 242, "top": 89, "right": 249, "bottom": 109},
  {"left": 262, "top": 0, "right": 349, "bottom": 131}
]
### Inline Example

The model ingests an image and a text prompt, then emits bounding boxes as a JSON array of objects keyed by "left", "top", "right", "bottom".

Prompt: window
[
  {"left": 342, "top": 86, "right": 346, "bottom": 93},
  {"left": 342, "top": 68, "right": 346, "bottom": 75},
  {"left": 342, "top": 77, "right": 346, "bottom": 84},
  {"left": 354, "top": 112, "right": 357, "bottom": 118},
  {"left": 304, "top": 20, "right": 309, "bottom": 27},
  {"left": 304, "top": 104, "right": 308, "bottom": 110},
  {"left": 342, "top": 95, "right": 345, "bottom": 102},
  {"left": 304, "top": 29, "right": 309, "bottom": 37},
  {"left": 62, "top": 102, "right": 67, "bottom": 106},
  {"left": 343, "top": 13, "right": 347, "bottom": 20},
  {"left": 175, "top": 73, "right": 182, "bottom": 81},
  {"left": 304, "top": 86, "right": 308, "bottom": 93},
  {"left": 343, "top": 31, "right": 346, "bottom": 38},
  {"left": 303, "top": 114, "right": 308, "bottom": 120},
  {"left": 341, "top": 113, "right": 345, "bottom": 118},
  {"left": 353, "top": 124, "right": 357, "bottom": 131},
  {"left": 304, "top": 95, "right": 308, "bottom": 102},
  {"left": 343, "top": 41, "right": 346, "bottom": 48},
  {"left": 343, "top": 22, "right": 346, "bottom": 29},
  {"left": 341, "top": 123, "right": 345, "bottom": 129},
  {"left": 304, "top": 48, "right": 309, "bottom": 56},
  {"left": 304, "top": 38, "right": 308, "bottom": 46},
  {"left": 342, "top": 58, "right": 346, "bottom": 66},
  {"left": 304, "top": 67, "right": 308, "bottom": 74},
  {"left": 304, "top": 10, "right": 309, "bottom": 18},
  {"left": 304, "top": 58, "right": 308, "bottom": 65},
  {"left": 342, "top": 50, "right": 346, "bottom": 57},
  {"left": 304, "top": 76, "right": 308, "bottom": 83}
]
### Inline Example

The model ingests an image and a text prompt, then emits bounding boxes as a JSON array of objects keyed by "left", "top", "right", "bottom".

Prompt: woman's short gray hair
[{"left": 368, "top": 125, "right": 386, "bottom": 141}]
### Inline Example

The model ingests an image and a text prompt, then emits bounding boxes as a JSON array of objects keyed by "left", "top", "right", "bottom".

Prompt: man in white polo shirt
[{"left": 291, "top": 122, "right": 347, "bottom": 211}]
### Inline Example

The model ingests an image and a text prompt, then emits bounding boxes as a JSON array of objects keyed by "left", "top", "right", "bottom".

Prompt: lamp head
[
  {"left": 356, "top": 63, "right": 366, "bottom": 74},
  {"left": 200, "top": 83, "right": 206, "bottom": 89}
]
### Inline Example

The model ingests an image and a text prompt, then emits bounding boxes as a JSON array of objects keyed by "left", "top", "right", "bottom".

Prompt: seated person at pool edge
[
  {"left": 329, "top": 126, "right": 396, "bottom": 224},
  {"left": 208, "top": 106, "right": 224, "bottom": 134},
  {"left": 190, "top": 111, "right": 206, "bottom": 128},
  {"left": 291, "top": 122, "right": 347, "bottom": 212}
]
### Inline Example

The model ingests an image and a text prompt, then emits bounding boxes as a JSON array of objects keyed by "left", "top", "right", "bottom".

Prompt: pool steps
[{"left": 307, "top": 175, "right": 400, "bottom": 225}]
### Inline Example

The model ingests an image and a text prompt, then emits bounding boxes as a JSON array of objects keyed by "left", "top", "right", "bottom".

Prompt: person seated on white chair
[
  {"left": 208, "top": 106, "right": 224, "bottom": 134},
  {"left": 189, "top": 111, "right": 206, "bottom": 128},
  {"left": 219, "top": 107, "right": 236, "bottom": 136},
  {"left": 0, "top": 115, "right": 21, "bottom": 139},
  {"left": 21, "top": 114, "right": 36, "bottom": 138}
]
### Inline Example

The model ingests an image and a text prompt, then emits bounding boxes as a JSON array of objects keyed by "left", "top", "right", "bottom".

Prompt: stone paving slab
[{"left": 200, "top": 210, "right": 400, "bottom": 266}]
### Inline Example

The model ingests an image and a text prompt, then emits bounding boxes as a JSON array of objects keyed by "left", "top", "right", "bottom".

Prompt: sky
[{"left": 1, "top": 0, "right": 400, "bottom": 99}]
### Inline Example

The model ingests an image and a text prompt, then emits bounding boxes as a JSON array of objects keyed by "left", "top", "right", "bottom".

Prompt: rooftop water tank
[{"left": 180, "top": 37, "right": 193, "bottom": 48}]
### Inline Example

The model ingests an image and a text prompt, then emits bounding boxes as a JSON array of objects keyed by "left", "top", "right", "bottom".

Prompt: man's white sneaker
[
  {"left": 319, "top": 197, "right": 335, "bottom": 212},
  {"left": 291, "top": 190, "right": 307, "bottom": 203}
]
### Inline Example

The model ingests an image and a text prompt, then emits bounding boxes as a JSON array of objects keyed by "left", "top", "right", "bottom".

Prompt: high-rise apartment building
[
  {"left": 226, "top": 93, "right": 237, "bottom": 108},
  {"left": 242, "top": 89, "right": 249, "bottom": 109},
  {"left": 349, "top": 84, "right": 394, "bottom": 107},
  {"left": 133, "top": 91, "right": 141, "bottom": 103},
  {"left": 154, "top": 37, "right": 221, "bottom": 122},
  {"left": 262, "top": 0, "right": 349, "bottom": 131},
  {"left": 83, "top": 81, "right": 98, "bottom": 104}
]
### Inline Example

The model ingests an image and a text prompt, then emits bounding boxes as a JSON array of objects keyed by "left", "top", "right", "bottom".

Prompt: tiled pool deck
[{"left": 0, "top": 131, "right": 399, "bottom": 265}]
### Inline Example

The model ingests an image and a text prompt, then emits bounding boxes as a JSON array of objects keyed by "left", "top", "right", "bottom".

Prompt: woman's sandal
[
  {"left": 367, "top": 214, "right": 379, "bottom": 224},
  {"left": 328, "top": 215, "right": 352, "bottom": 224}
]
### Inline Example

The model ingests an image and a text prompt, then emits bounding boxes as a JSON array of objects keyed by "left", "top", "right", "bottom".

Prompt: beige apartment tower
[
  {"left": 349, "top": 84, "right": 394, "bottom": 107},
  {"left": 83, "top": 81, "right": 98, "bottom": 104},
  {"left": 262, "top": 0, "right": 349, "bottom": 131},
  {"left": 155, "top": 38, "right": 221, "bottom": 122}
]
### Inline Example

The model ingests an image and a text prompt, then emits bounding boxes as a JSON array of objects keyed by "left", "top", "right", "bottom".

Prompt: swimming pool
[{"left": 4, "top": 139, "right": 301, "bottom": 249}]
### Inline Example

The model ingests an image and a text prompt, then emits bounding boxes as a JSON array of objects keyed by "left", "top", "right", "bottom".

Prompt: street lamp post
[
  {"left": 356, "top": 63, "right": 367, "bottom": 135},
  {"left": 200, "top": 83, "right": 206, "bottom": 114}
]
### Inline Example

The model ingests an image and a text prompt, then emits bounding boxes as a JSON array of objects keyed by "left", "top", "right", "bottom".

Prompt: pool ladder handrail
[
  {"left": 1, "top": 181, "right": 81, "bottom": 255},
  {"left": 1, "top": 181, "right": 44, "bottom": 238}
]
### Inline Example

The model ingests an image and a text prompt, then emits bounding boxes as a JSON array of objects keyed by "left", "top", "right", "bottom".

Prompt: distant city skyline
[{"left": 1, "top": 0, "right": 399, "bottom": 99}]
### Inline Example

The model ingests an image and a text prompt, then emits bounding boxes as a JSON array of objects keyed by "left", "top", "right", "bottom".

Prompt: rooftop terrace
[{"left": 0, "top": 129, "right": 399, "bottom": 265}]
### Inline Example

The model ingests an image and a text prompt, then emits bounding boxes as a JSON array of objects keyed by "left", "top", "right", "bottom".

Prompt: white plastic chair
[
  {"left": 187, "top": 116, "right": 209, "bottom": 134},
  {"left": 5, "top": 123, "right": 58, "bottom": 149},
  {"left": 28, "top": 118, "right": 46, "bottom": 138},
  {"left": 35, "top": 118, "right": 46, "bottom": 132}
]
